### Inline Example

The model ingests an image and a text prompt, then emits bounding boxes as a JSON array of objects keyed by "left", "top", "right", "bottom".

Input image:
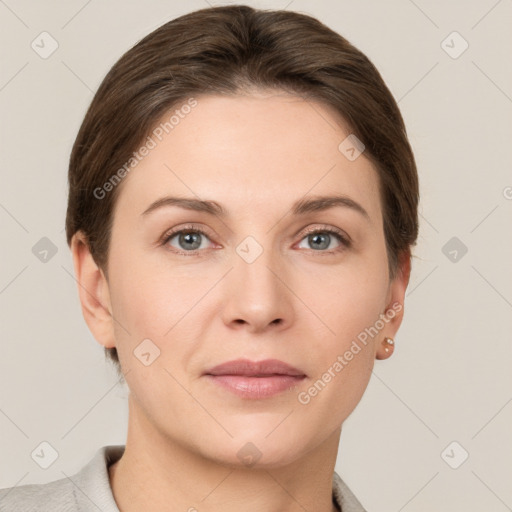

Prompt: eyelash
[{"left": 160, "top": 223, "right": 351, "bottom": 257}]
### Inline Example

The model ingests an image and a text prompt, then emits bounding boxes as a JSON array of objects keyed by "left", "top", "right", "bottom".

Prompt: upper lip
[{"left": 204, "top": 358, "right": 306, "bottom": 377}]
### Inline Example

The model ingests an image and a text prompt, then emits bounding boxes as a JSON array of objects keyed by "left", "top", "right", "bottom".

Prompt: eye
[
  {"left": 296, "top": 227, "right": 350, "bottom": 253},
  {"left": 162, "top": 225, "right": 214, "bottom": 254}
]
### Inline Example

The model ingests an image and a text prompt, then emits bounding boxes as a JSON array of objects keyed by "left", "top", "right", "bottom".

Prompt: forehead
[{"left": 114, "top": 92, "right": 382, "bottom": 223}]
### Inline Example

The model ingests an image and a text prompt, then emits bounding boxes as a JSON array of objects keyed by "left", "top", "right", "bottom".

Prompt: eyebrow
[{"left": 141, "top": 194, "right": 371, "bottom": 222}]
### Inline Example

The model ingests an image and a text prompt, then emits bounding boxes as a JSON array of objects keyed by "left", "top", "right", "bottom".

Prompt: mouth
[{"left": 203, "top": 358, "right": 307, "bottom": 399}]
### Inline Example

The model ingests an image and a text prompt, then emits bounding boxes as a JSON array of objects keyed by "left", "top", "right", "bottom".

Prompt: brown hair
[{"left": 65, "top": 4, "right": 419, "bottom": 368}]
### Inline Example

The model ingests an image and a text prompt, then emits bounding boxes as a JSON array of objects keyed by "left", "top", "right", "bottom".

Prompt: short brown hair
[{"left": 65, "top": 4, "right": 419, "bottom": 368}]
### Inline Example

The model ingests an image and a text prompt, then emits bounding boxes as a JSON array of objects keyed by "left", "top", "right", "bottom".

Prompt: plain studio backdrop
[{"left": 1, "top": 1, "right": 511, "bottom": 511}]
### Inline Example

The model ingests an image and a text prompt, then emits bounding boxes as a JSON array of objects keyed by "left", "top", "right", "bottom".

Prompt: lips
[
  {"left": 203, "top": 359, "right": 306, "bottom": 399},
  {"left": 204, "top": 358, "right": 306, "bottom": 377}
]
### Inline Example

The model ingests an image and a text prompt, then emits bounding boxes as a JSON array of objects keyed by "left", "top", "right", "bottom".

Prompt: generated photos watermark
[
  {"left": 93, "top": 97, "right": 198, "bottom": 200},
  {"left": 297, "top": 301, "right": 402, "bottom": 405}
]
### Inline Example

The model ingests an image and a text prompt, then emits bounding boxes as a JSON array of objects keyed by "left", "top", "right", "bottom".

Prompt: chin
[{"left": 194, "top": 426, "right": 316, "bottom": 469}]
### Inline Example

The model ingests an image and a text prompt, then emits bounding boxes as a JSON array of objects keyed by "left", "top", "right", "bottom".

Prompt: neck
[{"left": 109, "top": 395, "right": 341, "bottom": 512}]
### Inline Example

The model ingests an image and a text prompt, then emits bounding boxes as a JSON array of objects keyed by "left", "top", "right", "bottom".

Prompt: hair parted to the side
[{"left": 65, "top": 4, "right": 419, "bottom": 370}]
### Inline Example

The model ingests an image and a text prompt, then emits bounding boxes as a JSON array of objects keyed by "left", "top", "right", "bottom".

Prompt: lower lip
[{"left": 205, "top": 375, "right": 306, "bottom": 399}]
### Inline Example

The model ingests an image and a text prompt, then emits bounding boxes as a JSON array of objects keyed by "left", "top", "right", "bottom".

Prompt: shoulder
[
  {"left": 0, "top": 476, "right": 77, "bottom": 511},
  {"left": 0, "top": 445, "right": 124, "bottom": 512},
  {"left": 332, "top": 471, "right": 367, "bottom": 512}
]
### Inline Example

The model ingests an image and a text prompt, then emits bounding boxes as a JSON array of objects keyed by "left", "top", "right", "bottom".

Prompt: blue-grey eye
[
  {"left": 297, "top": 230, "right": 345, "bottom": 251},
  {"left": 167, "top": 230, "right": 211, "bottom": 251}
]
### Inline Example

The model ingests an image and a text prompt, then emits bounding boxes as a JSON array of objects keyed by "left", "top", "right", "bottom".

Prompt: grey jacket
[{"left": 0, "top": 445, "right": 366, "bottom": 511}]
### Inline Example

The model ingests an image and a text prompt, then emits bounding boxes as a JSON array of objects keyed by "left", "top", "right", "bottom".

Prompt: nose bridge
[{"left": 221, "top": 233, "right": 293, "bottom": 331}]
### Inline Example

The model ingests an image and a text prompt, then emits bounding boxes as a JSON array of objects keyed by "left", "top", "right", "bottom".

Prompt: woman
[{"left": 0, "top": 4, "right": 418, "bottom": 511}]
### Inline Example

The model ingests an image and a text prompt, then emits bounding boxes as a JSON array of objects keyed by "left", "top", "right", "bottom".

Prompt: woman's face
[{"left": 89, "top": 91, "right": 409, "bottom": 467}]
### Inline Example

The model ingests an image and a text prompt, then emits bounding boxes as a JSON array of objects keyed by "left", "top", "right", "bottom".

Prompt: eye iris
[
  {"left": 309, "top": 233, "right": 330, "bottom": 250},
  {"left": 179, "top": 231, "right": 202, "bottom": 250}
]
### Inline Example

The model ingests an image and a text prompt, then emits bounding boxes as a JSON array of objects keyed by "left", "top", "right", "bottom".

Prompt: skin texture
[{"left": 71, "top": 90, "right": 410, "bottom": 512}]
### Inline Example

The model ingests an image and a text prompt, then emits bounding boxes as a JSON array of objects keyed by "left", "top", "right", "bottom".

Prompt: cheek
[
  {"left": 293, "top": 261, "right": 387, "bottom": 416},
  {"left": 294, "top": 334, "right": 374, "bottom": 443},
  {"left": 109, "top": 246, "right": 204, "bottom": 331},
  {"left": 107, "top": 251, "right": 220, "bottom": 372},
  {"left": 298, "top": 259, "right": 388, "bottom": 348}
]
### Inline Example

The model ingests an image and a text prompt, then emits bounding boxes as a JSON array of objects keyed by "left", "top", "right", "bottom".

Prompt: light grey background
[{"left": 1, "top": 1, "right": 511, "bottom": 511}]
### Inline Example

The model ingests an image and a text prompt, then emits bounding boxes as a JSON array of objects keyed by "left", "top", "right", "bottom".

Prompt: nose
[{"left": 220, "top": 241, "right": 294, "bottom": 334}]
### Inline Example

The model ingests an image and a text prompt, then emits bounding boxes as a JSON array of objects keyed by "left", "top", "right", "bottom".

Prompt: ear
[
  {"left": 375, "top": 250, "right": 412, "bottom": 360},
  {"left": 70, "top": 231, "right": 116, "bottom": 350}
]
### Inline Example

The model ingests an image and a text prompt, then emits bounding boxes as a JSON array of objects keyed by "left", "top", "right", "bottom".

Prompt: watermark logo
[
  {"left": 236, "top": 236, "right": 264, "bottom": 264},
  {"left": 440, "top": 441, "right": 469, "bottom": 469},
  {"left": 31, "top": 31, "right": 59, "bottom": 59},
  {"left": 338, "top": 134, "right": 365, "bottom": 161},
  {"left": 442, "top": 236, "right": 468, "bottom": 263},
  {"left": 31, "top": 441, "right": 59, "bottom": 469},
  {"left": 237, "top": 442, "right": 262, "bottom": 467},
  {"left": 32, "top": 237, "right": 58, "bottom": 263},
  {"left": 133, "top": 338, "right": 161, "bottom": 366},
  {"left": 441, "top": 31, "right": 469, "bottom": 60}
]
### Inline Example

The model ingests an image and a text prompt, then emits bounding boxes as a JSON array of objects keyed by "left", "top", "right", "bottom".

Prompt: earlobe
[
  {"left": 70, "top": 231, "right": 116, "bottom": 349},
  {"left": 375, "top": 337, "right": 395, "bottom": 360},
  {"left": 375, "top": 251, "right": 412, "bottom": 360}
]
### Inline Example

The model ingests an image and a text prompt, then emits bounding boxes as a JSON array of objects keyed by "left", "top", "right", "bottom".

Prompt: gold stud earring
[{"left": 383, "top": 337, "right": 394, "bottom": 353}]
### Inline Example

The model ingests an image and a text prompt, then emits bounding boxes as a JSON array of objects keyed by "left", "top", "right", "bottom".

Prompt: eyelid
[
  {"left": 297, "top": 224, "right": 351, "bottom": 245},
  {"left": 160, "top": 223, "right": 214, "bottom": 243}
]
